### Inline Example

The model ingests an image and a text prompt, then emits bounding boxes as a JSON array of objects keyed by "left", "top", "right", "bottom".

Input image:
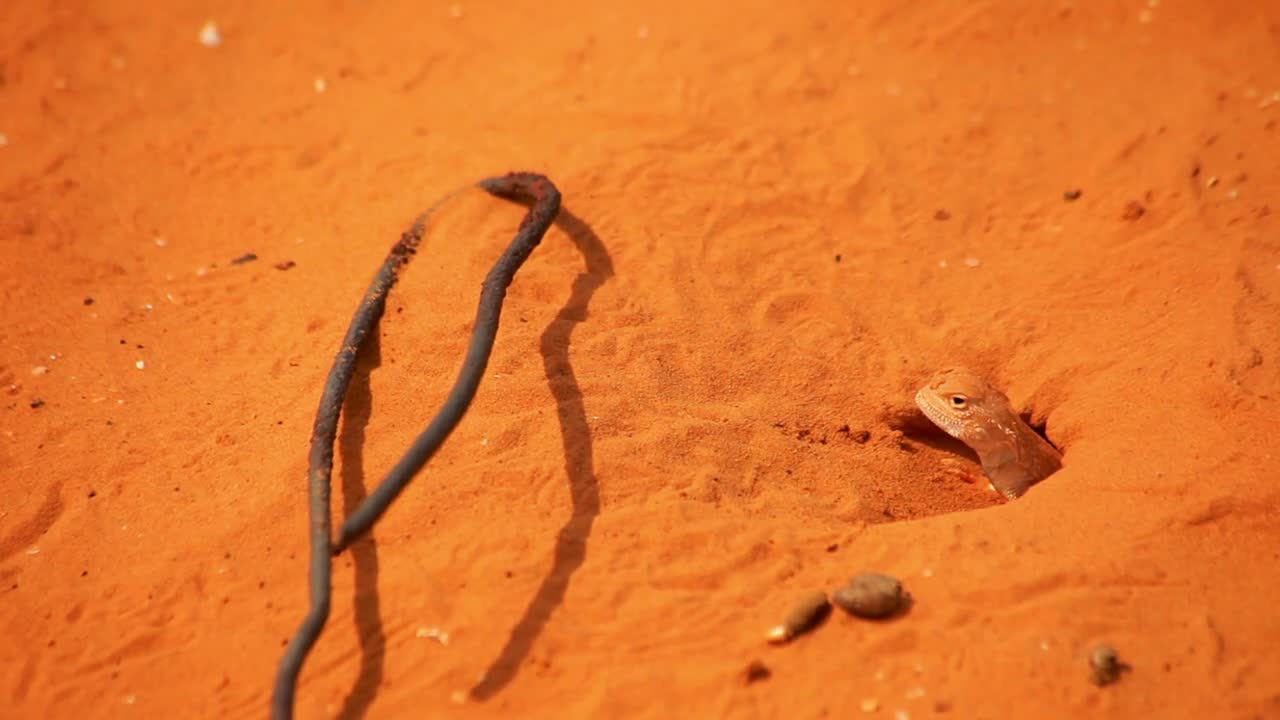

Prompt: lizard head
[{"left": 913, "top": 367, "right": 1011, "bottom": 450}]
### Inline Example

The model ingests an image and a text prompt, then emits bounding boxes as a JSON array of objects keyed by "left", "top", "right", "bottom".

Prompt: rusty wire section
[{"left": 271, "top": 173, "right": 562, "bottom": 720}]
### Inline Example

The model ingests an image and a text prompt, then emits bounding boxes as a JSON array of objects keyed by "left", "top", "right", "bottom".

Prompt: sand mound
[{"left": 3, "top": 2, "right": 1278, "bottom": 718}]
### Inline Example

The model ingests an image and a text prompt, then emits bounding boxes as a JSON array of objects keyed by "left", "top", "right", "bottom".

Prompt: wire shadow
[
  {"left": 470, "top": 208, "right": 613, "bottom": 700},
  {"left": 335, "top": 332, "right": 386, "bottom": 720}
]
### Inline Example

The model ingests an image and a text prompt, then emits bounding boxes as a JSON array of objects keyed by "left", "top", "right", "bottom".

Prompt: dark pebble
[
  {"left": 832, "top": 573, "right": 907, "bottom": 619},
  {"left": 1089, "top": 643, "right": 1130, "bottom": 686},
  {"left": 742, "top": 660, "right": 771, "bottom": 685}
]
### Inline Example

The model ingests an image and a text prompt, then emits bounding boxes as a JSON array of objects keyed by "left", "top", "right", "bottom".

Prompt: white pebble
[
  {"left": 135, "top": 360, "right": 145, "bottom": 370},
  {"left": 416, "top": 626, "right": 450, "bottom": 644},
  {"left": 123, "top": 694, "right": 136, "bottom": 705},
  {"left": 198, "top": 21, "right": 222, "bottom": 48},
  {"left": 479, "top": 437, "right": 488, "bottom": 446},
  {"left": 26, "top": 547, "right": 39, "bottom": 555},
  {"left": 921, "top": 567, "right": 934, "bottom": 577},
  {"left": 937, "top": 259, "right": 948, "bottom": 269},
  {"left": 963, "top": 257, "right": 981, "bottom": 268},
  {"left": 313, "top": 77, "right": 327, "bottom": 93},
  {"left": 32, "top": 366, "right": 48, "bottom": 376},
  {"left": 154, "top": 236, "right": 168, "bottom": 247}
]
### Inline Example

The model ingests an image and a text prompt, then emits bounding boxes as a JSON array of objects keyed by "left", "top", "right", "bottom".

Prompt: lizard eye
[{"left": 950, "top": 395, "right": 967, "bottom": 408}]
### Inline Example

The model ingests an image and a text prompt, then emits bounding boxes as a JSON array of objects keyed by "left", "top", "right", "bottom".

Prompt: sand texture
[{"left": 3, "top": 1, "right": 1280, "bottom": 718}]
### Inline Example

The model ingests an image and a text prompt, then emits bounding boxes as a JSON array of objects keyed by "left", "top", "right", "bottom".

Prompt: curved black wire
[{"left": 271, "top": 173, "right": 562, "bottom": 720}]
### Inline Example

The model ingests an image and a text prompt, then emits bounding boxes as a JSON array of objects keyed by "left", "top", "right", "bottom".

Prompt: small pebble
[
  {"left": 198, "top": 21, "right": 222, "bottom": 48},
  {"left": 313, "top": 77, "right": 327, "bottom": 93},
  {"left": 32, "top": 366, "right": 48, "bottom": 376},
  {"left": 0, "top": 133, "right": 9, "bottom": 147},
  {"left": 415, "top": 627, "right": 450, "bottom": 645},
  {"left": 29, "top": 398, "right": 45, "bottom": 409},
  {"left": 741, "top": 660, "right": 771, "bottom": 685},
  {"left": 154, "top": 236, "right": 169, "bottom": 247},
  {"left": 963, "top": 257, "right": 981, "bottom": 268},
  {"left": 1122, "top": 201, "right": 1146, "bottom": 221},
  {"left": 135, "top": 360, "right": 145, "bottom": 370},
  {"left": 274, "top": 260, "right": 296, "bottom": 271},
  {"left": 832, "top": 572, "right": 908, "bottom": 619},
  {"left": 933, "top": 209, "right": 951, "bottom": 221},
  {"left": 766, "top": 590, "right": 831, "bottom": 644},
  {"left": 84, "top": 297, "right": 94, "bottom": 306},
  {"left": 860, "top": 698, "right": 879, "bottom": 712},
  {"left": 230, "top": 252, "right": 258, "bottom": 265},
  {"left": 1063, "top": 188, "right": 1082, "bottom": 201},
  {"left": 1089, "top": 643, "right": 1129, "bottom": 686}
]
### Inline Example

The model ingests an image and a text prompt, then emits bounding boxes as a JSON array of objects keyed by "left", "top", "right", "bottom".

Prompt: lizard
[{"left": 913, "top": 367, "right": 1062, "bottom": 500}]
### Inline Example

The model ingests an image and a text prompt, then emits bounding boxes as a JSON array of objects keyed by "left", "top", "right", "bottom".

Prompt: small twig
[
  {"left": 270, "top": 172, "right": 561, "bottom": 720},
  {"left": 333, "top": 173, "right": 560, "bottom": 552}
]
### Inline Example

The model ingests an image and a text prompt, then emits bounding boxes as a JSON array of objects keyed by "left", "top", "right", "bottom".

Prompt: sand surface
[{"left": 3, "top": 1, "right": 1280, "bottom": 718}]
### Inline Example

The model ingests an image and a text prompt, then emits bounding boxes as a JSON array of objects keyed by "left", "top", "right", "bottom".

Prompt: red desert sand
[{"left": 3, "top": 2, "right": 1279, "bottom": 718}]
